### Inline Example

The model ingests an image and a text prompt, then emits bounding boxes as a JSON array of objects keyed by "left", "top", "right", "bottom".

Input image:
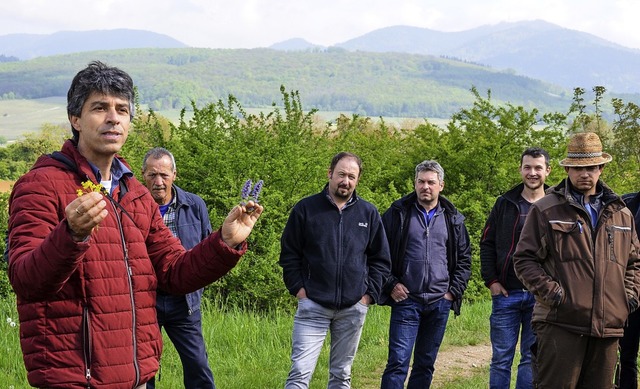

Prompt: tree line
[{"left": 1, "top": 85, "right": 640, "bottom": 312}]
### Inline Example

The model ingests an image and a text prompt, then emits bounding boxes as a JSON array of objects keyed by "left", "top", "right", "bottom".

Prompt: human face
[
  {"left": 71, "top": 92, "right": 131, "bottom": 165},
  {"left": 565, "top": 165, "right": 603, "bottom": 195},
  {"left": 328, "top": 157, "right": 360, "bottom": 203},
  {"left": 415, "top": 170, "right": 444, "bottom": 209},
  {"left": 143, "top": 155, "right": 176, "bottom": 205},
  {"left": 520, "top": 155, "right": 550, "bottom": 190}
]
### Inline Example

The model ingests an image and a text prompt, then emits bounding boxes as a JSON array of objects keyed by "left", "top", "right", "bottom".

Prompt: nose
[
  {"left": 105, "top": 107, "right": 121, "bottom": 125},
  {"left": 153, "top": 175, "right": 164, "bottom": 186}
]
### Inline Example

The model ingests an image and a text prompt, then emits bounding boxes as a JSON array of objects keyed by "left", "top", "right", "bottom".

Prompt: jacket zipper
[
  {"left": 82, "top": 305, "right": 92, "bottom": 388},
  {"left": 109, "top": 197, "right": 141, "bottom": 386},
  {"left": 607, "top": 226, "right": 616, "bottom": 262},
  {"left": 336, "top": 212, "right": 344, "bottom": 308}
]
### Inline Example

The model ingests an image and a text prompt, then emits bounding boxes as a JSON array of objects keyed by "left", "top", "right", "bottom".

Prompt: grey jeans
[{"left": 285, "top": 298, "right": 369, "bottom": 389}]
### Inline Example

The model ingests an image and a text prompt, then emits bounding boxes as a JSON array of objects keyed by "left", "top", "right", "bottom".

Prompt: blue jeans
[
  {"left": 285, "top": 298, "right": 369, "bottom": 389},
  {"left": 148, "top": 293, "right": 215, "bottom": 389},
  {"left": 380, "top": 297, "right": 452, "bottom": 389},
  {"left": 489, "top": 290, "right": 535, "bottom": 389}
]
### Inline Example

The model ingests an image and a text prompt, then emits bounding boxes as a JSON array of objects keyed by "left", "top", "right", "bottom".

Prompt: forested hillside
[{"left": 0, "top": 48, "right": 571, "bottom": 118}]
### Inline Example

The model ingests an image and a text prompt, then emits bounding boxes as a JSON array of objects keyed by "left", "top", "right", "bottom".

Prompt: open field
[
  {"left": 0, "top": 180, "right": 13, "bottom": 193},
  {"left": 0, "top": 98, "right": 449, "bottom": 143},
  {"left": 0, "top": 97, "right": 69, "bottom": 141}
]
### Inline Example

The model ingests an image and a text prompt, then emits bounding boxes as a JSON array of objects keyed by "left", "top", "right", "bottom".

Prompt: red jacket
[{"left": 8, "top": 140, "right": 245, "bottom": 388}]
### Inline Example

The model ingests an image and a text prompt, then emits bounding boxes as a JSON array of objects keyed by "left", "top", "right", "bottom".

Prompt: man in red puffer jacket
[{"left": 7, "top": 61, "right": 263, "bottom": 389}]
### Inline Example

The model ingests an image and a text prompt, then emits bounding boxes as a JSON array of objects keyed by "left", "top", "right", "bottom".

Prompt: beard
[{"left": 333, "top": 186, "right": 352, "bottom": 199}]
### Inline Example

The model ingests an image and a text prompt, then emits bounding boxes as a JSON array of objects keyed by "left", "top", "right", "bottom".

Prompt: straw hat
[{"left": 559, "top": 132, "right": 612, "bottom": 167}]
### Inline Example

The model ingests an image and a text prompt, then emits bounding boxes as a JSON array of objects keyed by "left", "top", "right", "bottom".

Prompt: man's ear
[{"left": 70, "top": 115, "right": 80, "bottom": 131}]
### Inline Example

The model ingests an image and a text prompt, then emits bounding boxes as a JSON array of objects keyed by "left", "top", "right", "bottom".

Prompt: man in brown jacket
[{"left": 514, "top": 132, "right": 640, "bottom": 389}]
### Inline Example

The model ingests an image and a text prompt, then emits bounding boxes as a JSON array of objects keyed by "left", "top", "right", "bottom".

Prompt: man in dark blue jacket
[
  {"left": 619, "top": 191, "right": 640, "bottom": 389},
  {"left": 380, "top": 160, "right": 471, "bottom": 389},
  {"left": 142, "top": 147, "right": 215, "bottom": 389},
  {"left": 280, "top": 151, "right": 391, "bottom": 389},
  {"left": 480, "top": 147, "right": 551, "bottom": 389}
]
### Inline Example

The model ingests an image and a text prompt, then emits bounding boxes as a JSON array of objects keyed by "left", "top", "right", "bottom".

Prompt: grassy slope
[{"left": 0, "top": 97, "right": 68, "bottom": 140}]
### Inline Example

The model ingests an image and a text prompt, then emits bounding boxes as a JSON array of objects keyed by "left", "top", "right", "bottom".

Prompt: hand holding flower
[
  {"left": 65, "top": 191, "right": 108, "bottom": 242},
  {"left": 221, "top": 199, "right": 264, "bottom": 248}
]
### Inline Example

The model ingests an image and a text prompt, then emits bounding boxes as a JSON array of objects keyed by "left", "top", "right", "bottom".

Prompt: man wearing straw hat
[{"left": 514, "top": 132, "right": 640, "bottom": 388}]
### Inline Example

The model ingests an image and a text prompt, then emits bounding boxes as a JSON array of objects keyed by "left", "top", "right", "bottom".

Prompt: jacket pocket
[
  {"left": 607, "top": 224, "right": 632, "bottom": 266},
  {"left": 549, "top": 219, "right": 588, "bottom": 262}
]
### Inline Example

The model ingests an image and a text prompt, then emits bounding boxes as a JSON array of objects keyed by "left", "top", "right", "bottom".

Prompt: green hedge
[{"left": 3, "top": 86, "right": 640, "bottom": 312}]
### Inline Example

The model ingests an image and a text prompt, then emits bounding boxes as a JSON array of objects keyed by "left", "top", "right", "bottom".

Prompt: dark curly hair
[{"left": 67, "top": 61, "right": 135, "bottom": 141}]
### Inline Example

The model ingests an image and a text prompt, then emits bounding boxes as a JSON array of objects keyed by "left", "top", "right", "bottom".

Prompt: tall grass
[
  {"left": 0, "top": 296, "right": 494, "bottom": 388},
  {"left": 0, "top": 295, "right": 25, "bottom": 384}
]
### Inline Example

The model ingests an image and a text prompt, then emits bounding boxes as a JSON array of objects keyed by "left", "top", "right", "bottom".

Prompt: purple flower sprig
[
  {"left": 240, "top": 179, "right": 252, "bottom": 204},
  {"left": 250, "top": 180, "right": 264, "bottom": 203},
  {"left": 240, "top": 179, "right": 264, "bottom": 208}
]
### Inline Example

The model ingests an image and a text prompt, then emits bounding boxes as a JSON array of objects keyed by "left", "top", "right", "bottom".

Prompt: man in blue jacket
[
  {"left": 280, "top": 151, "right": 391, "bottom": 389},
  {"left": 480, "top": 147, "right": 551, "bottom": 389},
  {"left": 142, "top": 147, "right": 215, "bottom": 389},
  {"left": 380, "top": 160, "right": 471, "bottom": 389}
]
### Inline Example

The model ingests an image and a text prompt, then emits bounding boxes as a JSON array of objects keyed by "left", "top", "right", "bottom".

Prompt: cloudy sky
[{"left": 1, "top": 0, "right": 639, "bottom": 49}]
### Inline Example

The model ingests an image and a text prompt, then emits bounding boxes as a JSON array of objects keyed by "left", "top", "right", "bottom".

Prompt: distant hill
[
  {"left": 0, "top": 48, "right": 574, "bottom": 119},
  {"left": 0, "top": 29, "right": 187, "bottom": 59},
  {"left": 2, "top": 23, "right": 640, "bottom": 120},
  {"left": 2, "top": 22, "right": 640, "bottom": 95},
  {"left": 269, "top": 38, "right": 325, "bottom": 51},
  {"left": 332, "top": 20, "right": 640, "bottom": 94}
]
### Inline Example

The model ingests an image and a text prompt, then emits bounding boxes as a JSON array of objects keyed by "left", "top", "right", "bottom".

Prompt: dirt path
[
  {"left": 431, "top": 343, "right": 492, "bottom": 387},
  {"left": 364, "top": 343, "right": 492, "bottom": 388},
  {"left": 0, "top": 180, "right": 14, "bottom": 193}
]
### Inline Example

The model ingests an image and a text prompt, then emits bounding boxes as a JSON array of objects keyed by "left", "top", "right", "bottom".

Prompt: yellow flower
[{"left": 76, "top": 180, "right": 104, "bottom": 197}]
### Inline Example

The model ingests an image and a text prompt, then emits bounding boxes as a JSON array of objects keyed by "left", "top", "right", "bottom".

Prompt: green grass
[
  {"left": 0, "top": 295, "right": 24, "bottom": 384},
  {"left": 0, "top": 296, "right": 497, "bottom": 388}
]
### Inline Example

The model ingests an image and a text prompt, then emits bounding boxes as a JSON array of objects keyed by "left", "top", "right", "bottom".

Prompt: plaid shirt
[{"left": 162, "top": 195, "right": 178, "bottom": 238}]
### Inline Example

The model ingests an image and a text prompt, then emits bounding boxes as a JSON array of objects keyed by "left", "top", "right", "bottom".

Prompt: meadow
[
  {"left": 0, "top": 296, "right": 495, "bottom": 388},
  {"left": 0, "top": 98, "right": 450, "bottom": 143}
]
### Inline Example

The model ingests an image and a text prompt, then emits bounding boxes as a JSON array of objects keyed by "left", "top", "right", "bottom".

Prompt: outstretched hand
[{"left": 221, "top": 200, "right": 264, "bottom": 248}]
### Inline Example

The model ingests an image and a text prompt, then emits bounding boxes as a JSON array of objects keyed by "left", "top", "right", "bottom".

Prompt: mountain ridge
[
  {"left": 270, "top": 20, "right": 640, "bottom": 93},
  {"left": 0, "top": 29, "right": 187, "bottom": 59}
]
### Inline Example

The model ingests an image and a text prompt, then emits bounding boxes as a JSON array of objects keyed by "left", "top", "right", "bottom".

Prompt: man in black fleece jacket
[{"left": 280, "top": 151, "right": 391, "bottom": 389}]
